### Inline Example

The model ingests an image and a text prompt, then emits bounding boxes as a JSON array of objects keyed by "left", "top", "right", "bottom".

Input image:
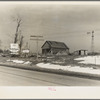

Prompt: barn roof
[{"left": 42, "top": 41, "right": 69, "bottom": 49}]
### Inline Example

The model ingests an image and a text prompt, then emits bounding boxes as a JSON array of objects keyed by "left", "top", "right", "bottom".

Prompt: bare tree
[
  {"left": 12, "top": 14, "right": 24, "bottom": 56},
  {"left": 12, "top": 15, "right": 22, "bottom": 43},
  {"left": 19, "top": 35, "right": 24, "bottom": 52}
]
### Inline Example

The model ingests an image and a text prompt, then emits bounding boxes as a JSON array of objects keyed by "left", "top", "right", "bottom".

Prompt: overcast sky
[{"left": 0, "top": 1, "right": 100, "bottom": 53}]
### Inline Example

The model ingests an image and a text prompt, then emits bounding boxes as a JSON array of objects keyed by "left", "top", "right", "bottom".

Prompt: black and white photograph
[{"left": 0, "top": 1, "right": 100, "bottom": 87}]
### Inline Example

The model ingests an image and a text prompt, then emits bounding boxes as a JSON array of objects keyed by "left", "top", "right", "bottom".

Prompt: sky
[{"left": 0, "top": 1, "right": 100, "bottom": 53}]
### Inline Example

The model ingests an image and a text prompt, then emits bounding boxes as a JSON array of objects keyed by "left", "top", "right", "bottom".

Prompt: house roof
[{"left": 42, "top": 41, "right": 69, "bottom": 49}]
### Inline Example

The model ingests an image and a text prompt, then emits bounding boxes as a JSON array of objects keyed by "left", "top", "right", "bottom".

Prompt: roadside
[{"left": 0, "top": 55, "right": 100, "bottom": 80}]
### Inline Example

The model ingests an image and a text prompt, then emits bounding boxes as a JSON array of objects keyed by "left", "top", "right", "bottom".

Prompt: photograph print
[{"left": 0, "top": 1, "right": 99, "bottom": 86}]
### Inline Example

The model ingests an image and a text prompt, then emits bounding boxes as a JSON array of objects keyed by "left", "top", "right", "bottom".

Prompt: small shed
[
  {"left": 41, "top": 41, "right": 69, "bottom": 55},
  {"left": 74, "top": 49, "right": 88, "bottom": 56}
]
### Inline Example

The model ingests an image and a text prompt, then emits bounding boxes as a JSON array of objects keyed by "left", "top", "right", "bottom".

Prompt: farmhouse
[{"left": 41, "top": 41, "right": 69, "bottom": 55}]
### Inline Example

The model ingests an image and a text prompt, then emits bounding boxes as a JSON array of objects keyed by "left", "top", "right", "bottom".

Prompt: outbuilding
[
  {"left": 41, "top": 41, "right": 69, "bottom": 55},
  {"left": 74, "top": 49, "right": 88, "bottom": 56}
]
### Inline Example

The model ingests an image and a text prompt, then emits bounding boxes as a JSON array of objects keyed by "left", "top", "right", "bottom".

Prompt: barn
[{"left": 41, "top": 41, "right": 69, "bottom": 55}]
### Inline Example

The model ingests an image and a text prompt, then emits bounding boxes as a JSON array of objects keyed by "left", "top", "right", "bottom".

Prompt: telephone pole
[{"left": 30, "top": 35, "right": 43, "bottom": 61}]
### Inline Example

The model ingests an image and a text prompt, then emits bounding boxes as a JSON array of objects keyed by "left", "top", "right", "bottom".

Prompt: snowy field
[
  {"left": 6, "top": 56, "right": 100, "bottom": 75},
  {"left": 75, "top": 56, "right": 100, "bottom": 65},
  {"left": 37, "top": 56, "right": 100, "bottom": 75},
  {"left": 7, "top": 59, "right": 32, "bottom": 65},
  {"left": 37, "top": 63, "right": 100, "bottom": 75}
]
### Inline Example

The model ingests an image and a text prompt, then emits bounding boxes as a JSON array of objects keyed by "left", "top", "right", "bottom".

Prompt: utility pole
[
  {"left": 87, "top": 30, "right": 94, "bottom": 54},
  {"left": 30, "top": 35, "right": 43, "bottom": 61}
]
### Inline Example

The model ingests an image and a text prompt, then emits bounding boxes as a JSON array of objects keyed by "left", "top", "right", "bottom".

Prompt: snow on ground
[
  {"left": 52, "top": 61, "right": 65, "bottom": 64},
  {"left": 37, "top": 55, "right": 100, "bottom": 75},
  {"left": 7, "top": 59, "right": 31, "bottom": 64},
  {"left": 7, "top": 59, "right": 24, "bottom": 64},
  {"left": 24, "top": 61, "right": 32, "bottom": 64},
  {"left": 37, "top": 63, "right": 100, "bottom": 75},
  {"left": 75, "top": 56, "right": 100, "bottom": 65}
]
